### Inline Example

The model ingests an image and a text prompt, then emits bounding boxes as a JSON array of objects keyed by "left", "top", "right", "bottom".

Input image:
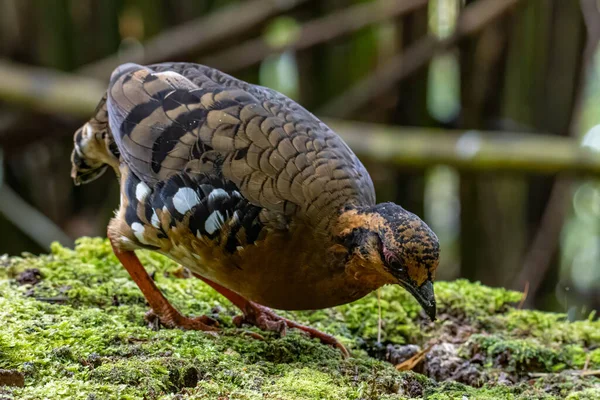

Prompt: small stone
[
  {"left": 387, "top": 344, "right": 421, "bottom": 365},
  {"left": 16, "top": 268, "right": 42, "bottom": 285},
  {"left": 497, "top": 372, "right": 514, "bottom": 386},
  {"left": 423, "top": 343, "right": 463, "bottom": 382},
  {"left": 0, "top": 370, "right": 24, "bottom": 387},
  {"left": 451, "top": 361, "right": 485, "bottom": 387},
  {"left": 470, "top": 353, "right": 486, "bottom": 365}
]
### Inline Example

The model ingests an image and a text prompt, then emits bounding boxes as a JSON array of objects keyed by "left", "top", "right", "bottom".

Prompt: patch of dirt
[
  {"left": 0, "top": 370, "right": 24, "bottom": 387},
  {"left": 168, "top": 365, "right": 200, "bottom": 390},
  {"left": 435, "top": 316, "right": 477, "bottom": 344},
  {"left": 422, "top": 343, "right": 487, "bottom": 386}
]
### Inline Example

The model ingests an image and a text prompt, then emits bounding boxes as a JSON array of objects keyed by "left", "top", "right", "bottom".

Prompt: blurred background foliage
[{"left": 0, "top": 0, "right": 599, "bottom": 317}]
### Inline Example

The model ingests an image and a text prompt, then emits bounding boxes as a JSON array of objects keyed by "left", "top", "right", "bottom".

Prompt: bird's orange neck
[{"left": 329, "top": 207, "right": 397, "bottom": 290}]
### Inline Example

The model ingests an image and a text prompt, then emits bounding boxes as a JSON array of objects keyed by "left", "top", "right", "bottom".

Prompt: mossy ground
[{"left": 0, "top": 238, "right": 598, "bottom": 399}]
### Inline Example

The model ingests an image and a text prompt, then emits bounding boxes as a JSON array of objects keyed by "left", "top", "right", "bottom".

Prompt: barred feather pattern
[
  {"left": 106, "top": 62, "right": 375, "bottom": 229},
  {"left": 121, "top": 169, "right": 265, "bottom": 255}
]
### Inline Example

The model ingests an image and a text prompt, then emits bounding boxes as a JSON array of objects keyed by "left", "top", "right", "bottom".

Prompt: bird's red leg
[
  {"left": 192, "top": 273, "right": 349, "bottom": 357},
  {"left": 108, "top": 235, "right": 217, "bottom": 331}
]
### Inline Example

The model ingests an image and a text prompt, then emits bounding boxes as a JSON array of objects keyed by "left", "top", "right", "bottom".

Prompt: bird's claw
[
  {"left": 144, "top": 309, "right": 219, "bottom": 332},
  {"left": 234, "top": 302, "right": 349, "bottom": 358}
]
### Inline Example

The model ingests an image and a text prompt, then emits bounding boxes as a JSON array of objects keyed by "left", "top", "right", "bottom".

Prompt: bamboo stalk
[
  {"left": 319, "top": 0, "right": 522, "bottom": 117},
  {"left": 0, "top": 61, "right": 598, "bottom": 176},
  {"left": 325, "top": 119, "right": 600, "bottom": 175},
  {"left": 0, "top": 61, "right": 105, "bottom": 117},
  {"left": 202, "top": 0, "right": 428, "bottom": 72},
  {"left": 78, "top": 0, "right": 309, "bottom": 79}
]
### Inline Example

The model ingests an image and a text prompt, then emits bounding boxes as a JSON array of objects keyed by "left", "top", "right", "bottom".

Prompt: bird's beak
[{"left": 401, "top": 280, "right": 436, "bottom": 321}]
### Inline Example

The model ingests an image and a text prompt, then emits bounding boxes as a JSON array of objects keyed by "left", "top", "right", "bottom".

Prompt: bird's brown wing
[{"left": 106, "top": 62, "right": 375, "bottom": 227}]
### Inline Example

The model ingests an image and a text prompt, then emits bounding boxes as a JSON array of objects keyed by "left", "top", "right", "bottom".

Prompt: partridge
[{"left": 71, "top": 62, "right": 440, "bottom": 355}]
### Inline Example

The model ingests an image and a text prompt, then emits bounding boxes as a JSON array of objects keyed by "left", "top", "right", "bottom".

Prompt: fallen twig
[
  {"left": 377, "top": 288, "right": 382, "bottom": 344},
  {"left": 529, "top": 370, "right": 600, "bottom": 378},
  {"left": 395, "top": 345, "right": 432, "bottom": 371},
  {"left": 33, "top": 296, "right": 69, "bottom": 303},
  {"left": 583, "top": 354, "right": 591, "bottom": 371},
  {"left": 517, "top": 281, "right": 529, "bottom": 309}
]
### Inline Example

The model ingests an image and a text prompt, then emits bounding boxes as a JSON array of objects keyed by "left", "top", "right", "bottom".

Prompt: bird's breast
[
  {"left": 112, "top": 169, "right": 380, "bottom": 310},
  {"left": 166, "top": 227, "right": 375, "bottom": 310}
]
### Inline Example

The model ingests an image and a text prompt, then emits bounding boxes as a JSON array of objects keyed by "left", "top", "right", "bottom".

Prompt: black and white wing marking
[{"left": 122, "top": 169, "right": 264, "bottom": 253}]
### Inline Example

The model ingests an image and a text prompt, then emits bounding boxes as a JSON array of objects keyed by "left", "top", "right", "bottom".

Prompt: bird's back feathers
[{"left": 105, "top": 62, "right": 375, "bottom": 228}]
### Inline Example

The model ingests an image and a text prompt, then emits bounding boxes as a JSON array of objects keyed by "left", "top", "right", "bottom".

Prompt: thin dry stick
[
  {"left": 318, "top": 0, "right": 522, "bottom": 117},
  {"left": 530, "top": 370, "right": 600, "bottom": 378},
  {"left": 517, "top": 281, "right": 530, "bottom": 310},
  {"left": 515, "top": 0, "right": 600, "bottom": 303},
  {"left": 395, "top": 345, "right": 433, "bottom": 371},
  {"left": 581, "top": 370, "right": 600, "bottom": 377},
  {"left": 583, "top": 354, "right": 591, "bottom": 371},
  {"left": 324, "top": 119, "right": 600, "bottom": 176},
  {"left": 377, "top": 288, "right": 382, "bottom": 344},
  {"left": 78, "top": 0, "right": 309, "bottom": 79},
  {"left": 202, "top": 0, "right": 428, "bottom": 72}
]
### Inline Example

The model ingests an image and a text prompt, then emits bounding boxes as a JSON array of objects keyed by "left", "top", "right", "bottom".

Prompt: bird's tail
[{"left": 71, "top": 94, "right": 120, "bottom": 185}]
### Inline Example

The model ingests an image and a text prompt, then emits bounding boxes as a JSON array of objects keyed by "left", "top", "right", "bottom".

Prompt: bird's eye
[{"left": 389, "top": 258, "right": 405, "bottom": 274}]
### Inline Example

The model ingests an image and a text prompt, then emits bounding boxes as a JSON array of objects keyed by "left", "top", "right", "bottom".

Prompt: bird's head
[{"left": 334, "top": 203, "right": 440, "bottom": 320}]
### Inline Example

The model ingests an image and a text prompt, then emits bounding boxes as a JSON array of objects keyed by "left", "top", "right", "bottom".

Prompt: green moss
[
  {"left": 0, "top": 238, "right": 598, "bottom": 399},
  {"left": 435, "top": 279, "right": 523, "bottom": 318},
  {"left": 263, "top": 368, "right": 358, "bottom": 399},
  {"left": 566, "top": 388, "right": 600, "bottom": 399},
  {"left": 498, "top": 309, "right": 600, "bottom": 348},
  {"left": 466, "top": 334, "right": 567, "bottom": 373}
]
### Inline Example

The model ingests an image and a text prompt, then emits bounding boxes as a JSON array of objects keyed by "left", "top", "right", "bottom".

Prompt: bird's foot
[
  {"left": 233, "top": 302, "right": 349, "bottom": 358},
  {"left": 107, "top": 239, "right": 219, "bottom": 335},
  {"left": 144, "top": 309, "right": 219, "bottom": 334}
]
